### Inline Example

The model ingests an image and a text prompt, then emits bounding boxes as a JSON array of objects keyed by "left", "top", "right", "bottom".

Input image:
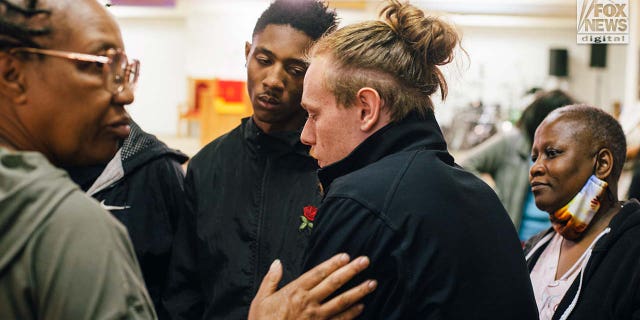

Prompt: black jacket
[
  {"left": 165, "top": 117, "right": 321, "bottom": 320},
  {"left": 67, "top": 122, "right": 188, "bottom": 319},
  {"left": 524, "top": 199, "right": 640, "bottom": 320},
  {"left": 304, "top": 112, "right": 538, "bottom": 319}
]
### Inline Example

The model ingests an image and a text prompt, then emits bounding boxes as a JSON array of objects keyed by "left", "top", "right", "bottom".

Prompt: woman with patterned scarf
[{"left": 524, "top": 104, "right": 640, "bottom": 320}]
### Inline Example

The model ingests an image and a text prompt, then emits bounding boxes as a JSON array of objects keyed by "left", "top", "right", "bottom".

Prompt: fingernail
[
  {"left": 270, "top": 259, "right": 281, "bottom": 272},
  {"left": 357, "top": 256, "right": 370, "bottom": 266},
  {"left": 368, "top": 280, "right": 377, "bottom": 290},
  {"left": 339, "top": 253, "right": 349, "bottom": 262}
]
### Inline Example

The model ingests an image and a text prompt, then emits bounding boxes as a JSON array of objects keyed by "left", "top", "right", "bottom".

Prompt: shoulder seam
[
  {"left": 381, "top": 150, "right": 418, "bottom": 215},
  {"left": 324, "top": 195, "right": 398, "bottom": 231}
]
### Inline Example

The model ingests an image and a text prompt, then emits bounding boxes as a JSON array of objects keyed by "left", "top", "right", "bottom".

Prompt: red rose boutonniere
[{"left": 300, "top": 205, "right": 317, "bottom": 232}]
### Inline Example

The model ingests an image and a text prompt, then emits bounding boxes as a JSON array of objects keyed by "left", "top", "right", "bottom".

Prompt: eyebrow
[{"left": 255, "top": 46, "right": 308, "bottom": 66}]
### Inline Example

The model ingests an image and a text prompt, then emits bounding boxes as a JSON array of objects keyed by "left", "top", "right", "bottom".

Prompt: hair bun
[{"left": 381, "top": 0, "right": 458, "bottom": 66}]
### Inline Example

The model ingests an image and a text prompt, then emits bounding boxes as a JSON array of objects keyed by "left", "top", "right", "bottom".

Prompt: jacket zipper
[{"left": 253, "top": 157, "right": 270, "bottom": 294}]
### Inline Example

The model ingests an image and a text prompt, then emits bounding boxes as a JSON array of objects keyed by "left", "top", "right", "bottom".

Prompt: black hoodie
[
  {"left": 305, "top": 111, "right": 539, "bottom": 319},
  {"left": 524, "top": 199, "right": 640, "bottom": 320}
]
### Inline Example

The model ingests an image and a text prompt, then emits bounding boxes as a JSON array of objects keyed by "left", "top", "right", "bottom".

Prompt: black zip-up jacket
[
  {"left": 66, "top": 122, "right": 188, "bottom": 319},
  {"left": 165, "top": 117, "right": 320, "bottom": 320},
  {"left": 524, "top": 199, "right": 640, "bottom": 320},
  {"left": 304, "top": 111, "right": 539, "bottom": 319}
]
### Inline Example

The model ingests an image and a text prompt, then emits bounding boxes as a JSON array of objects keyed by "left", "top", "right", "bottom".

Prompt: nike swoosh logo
[{"left": 100, "top": 200, "right": 131, "bottom": 211}]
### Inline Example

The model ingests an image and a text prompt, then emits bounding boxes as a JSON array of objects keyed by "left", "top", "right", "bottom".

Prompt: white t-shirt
[{"left": 529, "top": 233, "right": 586, "bottom": 320}]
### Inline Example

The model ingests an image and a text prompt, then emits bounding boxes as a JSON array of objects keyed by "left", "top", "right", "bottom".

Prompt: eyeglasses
[{"left": 10, "top": 47, "right": 140, "bottom": 94}]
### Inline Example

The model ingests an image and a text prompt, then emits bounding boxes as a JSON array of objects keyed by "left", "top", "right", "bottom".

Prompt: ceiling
[
  {"left": 328, "top": 0, "right": 576, "bottom": 18},
  {"left": 109, "top": 0, "right": 578, "bottom": 27}
]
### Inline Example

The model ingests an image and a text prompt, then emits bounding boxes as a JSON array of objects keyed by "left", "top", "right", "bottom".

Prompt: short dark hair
[
  {"left": 517, "top": 89, "right": 575, "bottom": 143},
  {"left": 0, "top": 0, "right": 51, "bottom": 50},
  {"left": 553, "top": 104, "right": 627, "bottom": 181},
  {"left": 252, "top": 0, "right": 337, "bottom": 40}
]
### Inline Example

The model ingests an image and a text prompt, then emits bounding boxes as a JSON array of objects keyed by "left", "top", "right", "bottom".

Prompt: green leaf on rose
[{"left": 299, "top": 215, "right": 313, "bottom": 232}]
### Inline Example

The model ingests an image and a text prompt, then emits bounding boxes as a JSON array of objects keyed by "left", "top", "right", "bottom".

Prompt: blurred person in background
[
  {"left": 524, "top": 105, "right": 640, "bottom": 319},
  {"left": 461, "top": 89, "right": 575, "bottom": 241},
  {"left": 624, "top": 129, "right": 640, "bottom": 200}
]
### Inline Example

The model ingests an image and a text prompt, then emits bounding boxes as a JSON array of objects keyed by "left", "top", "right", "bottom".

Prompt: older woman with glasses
[
  {"left": 524, "top": 104, "right": 640, "bottom": 319},
  {"left": 0, "top": 0, "right": 154, "bottom": 318},
  {"left": 15, "top": 37, "right": 185, "bottom": 319},
  {"left": 0, "top": 0, "right": 372, "bottom": 319}
]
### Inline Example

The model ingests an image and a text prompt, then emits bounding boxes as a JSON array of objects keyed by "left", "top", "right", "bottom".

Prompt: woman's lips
[{"left": 530, "top": 181, "right": 549, "bottom": 192}]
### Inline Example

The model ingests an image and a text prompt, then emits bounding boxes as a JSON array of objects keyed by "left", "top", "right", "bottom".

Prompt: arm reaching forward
[{"left": 248, "top": 253, "right": 376, "bottom": 320}]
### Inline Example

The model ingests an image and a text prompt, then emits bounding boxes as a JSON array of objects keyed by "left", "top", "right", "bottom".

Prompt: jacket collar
[
  {"left": 243, "top": 117, "right": 311, "bottom": 158},
  {"left": 65, "top": 121, "right": 188, "bottom": 193},
  {"left": 121, "top": 121, "right": 189, "bottom": 171},
  {"left": 318, "top": 111, "right": 452, "bottom": 192},
  {"left": 591, "top": 199, "right": 640, "bottom": 252}
]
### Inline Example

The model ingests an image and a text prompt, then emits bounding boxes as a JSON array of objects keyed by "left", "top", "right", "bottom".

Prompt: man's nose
[
  {"left": 262, "top": 65, "right": 285, "bottom": 92},
  {"left": 300, "top": 119, "right": 314, "bottom": 146}
]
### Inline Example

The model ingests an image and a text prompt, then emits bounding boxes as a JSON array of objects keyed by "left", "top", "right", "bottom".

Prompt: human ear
[
  {"left": 594, "top": 148, "right": 614, "bottom": 180},
  {"left": 0, "top": 52, "right": 27, "bottom": 104},
  {"left": 355, "top": 87, "right": 382, "bottom": 132},
  {"left": 245, "top": 41, "right": 252, "bottom": 62}
]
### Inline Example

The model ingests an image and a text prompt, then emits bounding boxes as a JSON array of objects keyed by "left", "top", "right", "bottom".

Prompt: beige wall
[{"left": 111, "top": 0, "right": 636, "bottom": 136}]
